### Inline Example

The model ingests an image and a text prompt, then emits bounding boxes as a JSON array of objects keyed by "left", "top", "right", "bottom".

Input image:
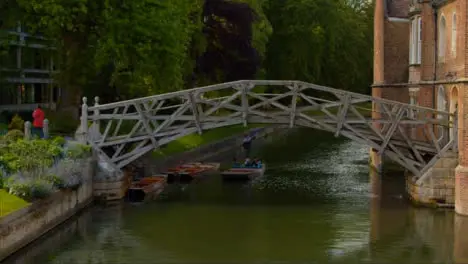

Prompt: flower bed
[{"left": 0, "top": 132, "right": 92, "bottom": 207}]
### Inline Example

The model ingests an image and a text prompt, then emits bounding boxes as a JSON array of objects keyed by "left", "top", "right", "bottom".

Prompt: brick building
[
  {"left": 373, "top": 0, "right": 468, "bottom": 215},
  {"left": 374, "top": 0, "right": 462, "bottom": 120}
]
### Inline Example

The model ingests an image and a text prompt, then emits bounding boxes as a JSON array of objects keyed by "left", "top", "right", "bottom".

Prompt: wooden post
[
  {"left": 289, "top": 84, "right": 298, "bottom": 128},
  {"left": 94, "top": 96, "right": 100, "bottom": 133},
  {"left": 241, "top": 84, "right": 249, "bottom": 127},
  {"left": 24, "top": 121, "right": 31, "bottom": 140},
  {"left": 43, "top": 119, "right": 49, "bottom": 139},
  {"left": 188, "top": 92, "right": 203, "bottom": 135},
  {"left": 78, "top": 97, "right": 88, "bottom": 144}
]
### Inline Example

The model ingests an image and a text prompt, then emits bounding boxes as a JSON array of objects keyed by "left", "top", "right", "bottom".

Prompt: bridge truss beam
[{"left": 81, "top": 80, "right": 456, "bottom": 179}]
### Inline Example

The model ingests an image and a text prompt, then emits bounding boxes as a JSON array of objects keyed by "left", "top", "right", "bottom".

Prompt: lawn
[
  {"left": 0, "top": 189, "right": 30, "bottom": 218},
  {"left": 152, "top": 124, "right": 265, "bottom": 158},
  {"left": 305, "top": 102, "right": 373, "bottom": 117}
]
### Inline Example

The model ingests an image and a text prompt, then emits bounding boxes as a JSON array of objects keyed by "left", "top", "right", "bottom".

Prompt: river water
[{"left": 3, "top": 128, "right": 466, "bottom": 264}]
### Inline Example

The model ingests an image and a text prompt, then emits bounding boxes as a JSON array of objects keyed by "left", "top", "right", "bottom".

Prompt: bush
[
  {"left": 65, "top": 143, "right": 92, "bottom": 159},
  {"left": 48, "top": 158, "right": 84, "bottom": 189},
  {"left": 30, "top": 179, "right": 55, "bottom": 199},
  {"left": 6, "top": 176, "right": 55, "bottom": 200},
  {"left": 52, "top": 136, "right": 66, "bottom": 147},
  {"left": 44, "top": 174, "right": 65, "bottom": 189},
  {"left": 4, "top": 129, "right": 24, "bottom": 142},
  {"left": 8, "top": 114, "right": 25, "bottom": 131},
  {"left": 7, "top": 179, "right": 32, "bottom": 199},
  {"left": 0, "top": 139, "right": 62, "bottom": 173}
]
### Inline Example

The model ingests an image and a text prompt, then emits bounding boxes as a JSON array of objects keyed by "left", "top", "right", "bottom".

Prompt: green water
[{"left": 2, "top": 129, "right": 462, "bottom": 264}]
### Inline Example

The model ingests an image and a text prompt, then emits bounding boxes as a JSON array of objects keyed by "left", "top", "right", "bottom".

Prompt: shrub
[
  {"left": 44, "top": 174, "right": 65, "bottom": 189},
  {"left": 48, "top": 158, "right": 84, "bottom": 189},
  {"left": 7, "top": 179, "right": 33, "bottom": 199},
  {"left": 0, "top": 139, "right": 62, "bottom": 173},
  {"left": 65, "top": 143, "right": 92, "bottom": 159},
  {"left": 8, "top": 114, "right": 25, "bottom": 131},
  {"left": 0, "top": 169, "right": 5, "bottom": 188},
  {"left": 4, "top": 129, "right": 24, "bottom": 142},
  {"left": 6, "top": 175, "right": 55, "bottom": 200},
  {"left": 52, "top": 136, "right": 66, "bottom": 147},
  {"left": 30, "top": 179, "right": 55, "bottom": 199}
]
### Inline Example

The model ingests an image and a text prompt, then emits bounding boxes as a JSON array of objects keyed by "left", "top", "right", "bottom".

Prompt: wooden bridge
[{"left": 78, "top": 80, "right": 456, "bottom": 179}]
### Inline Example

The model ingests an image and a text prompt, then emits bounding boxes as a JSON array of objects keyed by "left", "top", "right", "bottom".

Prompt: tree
[{"left": 263, "top": 0, "right": 373, "bottom": 94}]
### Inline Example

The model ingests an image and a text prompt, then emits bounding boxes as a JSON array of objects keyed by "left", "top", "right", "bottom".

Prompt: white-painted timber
[{"left": 79, "top": 80, "right": 456, "bottom": 178}]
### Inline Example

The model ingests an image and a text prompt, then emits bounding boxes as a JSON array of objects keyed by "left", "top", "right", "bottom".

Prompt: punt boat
[
  {"left": 221, "top": 163, "right": 266, "bottom": 181},
  {"left": 126, "top": 175, "right": 167, "bottom": 202},
  {"left": 166, "top": 162, "right": 221, "bottom": 183}
]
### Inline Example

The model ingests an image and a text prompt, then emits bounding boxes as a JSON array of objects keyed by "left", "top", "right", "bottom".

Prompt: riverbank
[
  {"left": 0, "top": 190, "right": 29, "bottom": 217},
  {"left": 0, "top": 158, "right": 94, "bottom": 262},
  {"left": 152, "top": 124, "right": 266, "bottom": 158}
]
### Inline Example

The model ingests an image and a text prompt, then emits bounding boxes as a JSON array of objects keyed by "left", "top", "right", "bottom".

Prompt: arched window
[
  {"left": 409, "top": 16, "right": 422, "bottom": 64},
  {"left": 437, "top": 85, "right": 447, "bottom": 140},
  {"left": 452, "top": 13, "right": 457, "bottom": 56},
  {"left": 439, "top": 16, "right": 446, "bottom": 59}
]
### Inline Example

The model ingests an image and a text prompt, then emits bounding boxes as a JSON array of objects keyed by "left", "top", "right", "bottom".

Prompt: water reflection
[{"left": 0, "top": 129, "right": 463, "bottom": 264}]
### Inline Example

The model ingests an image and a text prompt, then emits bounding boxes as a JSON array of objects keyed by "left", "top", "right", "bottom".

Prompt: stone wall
[
  {"left": 406, "top": 152, "right": 458, "bottom": 206},
  {"left": 0, "top": 159, "right": 94, "bottom": 262}
]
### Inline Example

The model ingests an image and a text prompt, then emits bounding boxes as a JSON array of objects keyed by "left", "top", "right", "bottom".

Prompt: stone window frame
[
  {"left": 439, "top": 15, "right": 447, "bottom": 61},
  {"left": 451, "top": 12, "right": 457, "bottom": 57},
  {"left": 409, "top": 15, "right": 422, "bottom": 65}
]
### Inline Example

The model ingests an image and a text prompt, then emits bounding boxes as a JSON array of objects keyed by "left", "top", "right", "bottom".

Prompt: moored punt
[
  {"left": 126, "top": 175, "right": 167, "bottom": 203},
  {"left": 166, "top": 162, "right": 220, "bottom": 183},
  {"left": 221, "top": 164, "right": 266, "bottom": 182}
]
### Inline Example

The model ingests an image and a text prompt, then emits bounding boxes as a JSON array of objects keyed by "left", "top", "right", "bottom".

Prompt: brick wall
[
  {"left": 436, "top": 2, "right": 465, "bottom": 80},
  {"left": 384, "top": 21, "right": 410, "bottom": 83},
  {"left": 420, "top": 3, "right": 436, "bottom": 81},
  {"left": 387, "top": 0, "right": 409, "bottom": 18}
]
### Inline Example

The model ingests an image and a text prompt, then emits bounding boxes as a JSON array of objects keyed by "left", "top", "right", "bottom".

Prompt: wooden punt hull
[
  {"left": 221, "top": 165, "right": 266, "bottom": 181},
  {"left": 126, "top": 175, "right": 167, "bottom": 202},
  {"left": 166, "top": 162, "right": 220, "bottom": 183}
]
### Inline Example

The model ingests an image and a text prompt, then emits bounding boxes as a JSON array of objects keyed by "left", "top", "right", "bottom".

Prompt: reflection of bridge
[{"left": 78, "top": 80, "right": 455, "bottom": 178}]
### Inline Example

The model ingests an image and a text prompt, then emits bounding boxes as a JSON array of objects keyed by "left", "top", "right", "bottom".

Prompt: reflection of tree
[{"left": 49, "top": 205, "right": 176, "bottom": 264}]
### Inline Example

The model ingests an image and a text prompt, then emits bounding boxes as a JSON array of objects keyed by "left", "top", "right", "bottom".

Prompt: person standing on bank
[
  {"left": 32, "top": 105, "right": 45, "bottom": 139},
  {"left": 242, "top": 133, "right": 255, "bottom": 158}
]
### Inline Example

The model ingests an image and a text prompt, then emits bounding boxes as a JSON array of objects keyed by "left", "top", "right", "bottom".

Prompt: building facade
[
  {"left": 0, "top": 23, "right": 60, "bottom": 112},
  {"left": 373, "top": 0, "right": 468, "bottom": 215},
  {"left": 374, "top": 0, "right": 461, "bottom": 115}
]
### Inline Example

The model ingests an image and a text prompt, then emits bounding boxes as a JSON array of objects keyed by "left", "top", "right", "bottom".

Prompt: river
[{"left": 2, "top": 128, "right": 465, "bottom": 264}]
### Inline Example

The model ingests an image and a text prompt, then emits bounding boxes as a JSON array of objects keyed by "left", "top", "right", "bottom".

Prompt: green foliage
[
  {"left": 66, "top": 143, "right": 92, "bottom": 159},
  {"left": 263, "top": 0, "right": 373, "bottom": 94},
  {"left": 4, "top": 129, "right": 24, "bottom": 142},
  {"left": 52, "top": 136, "right": 66, "bottom": 147},
  {"left": 0, "top": 0, "right": 373, "bottom": 109},
  {"left": 5, "top": 177, "right": 55, "bottom": 200},
  {"left": 8, "top": 114, "right": 25, "bottom": 131},
  {"left": 44, "top": 174, "right": 65, "bottom": 189},
  {"left": 0, "top": 139, "right": 62, "bottom": 173}
]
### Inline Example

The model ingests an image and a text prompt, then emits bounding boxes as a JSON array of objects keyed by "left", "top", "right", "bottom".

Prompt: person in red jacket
[{"left": 32, "top": 105, "right": 45, "bottom": 138}]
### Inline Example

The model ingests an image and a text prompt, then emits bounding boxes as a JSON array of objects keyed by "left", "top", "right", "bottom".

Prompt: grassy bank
[
  {"left": 0, "top": 189, "right": 30, "bottom": 218},
  {"left": 306, "top": 102, "right": 373, "bottom": 117},
  {"left": 151, "top": 102, "right": 373, "bottom": 159},
  {"left": 152, "top": 124, "right": 265, "bottom": 158}
]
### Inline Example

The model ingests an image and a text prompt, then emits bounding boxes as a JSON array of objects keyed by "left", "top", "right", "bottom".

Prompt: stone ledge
[{"left": 0, "top": 159, "right": 94, "bottom": 262}]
